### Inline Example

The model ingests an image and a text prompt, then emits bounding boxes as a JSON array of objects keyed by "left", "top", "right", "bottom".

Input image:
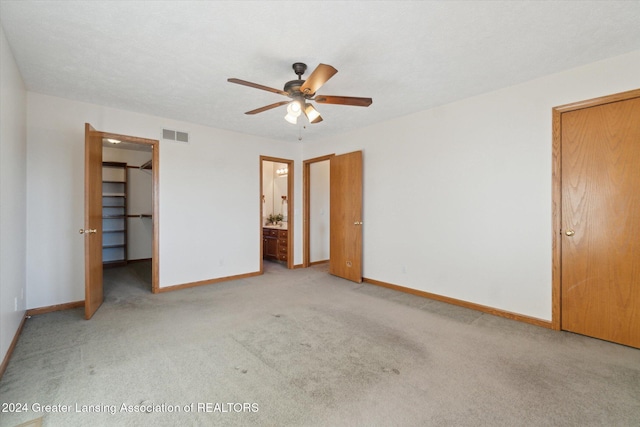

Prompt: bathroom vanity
[{"left": 263, "top": 226, "right": 288, "bottom": 263}]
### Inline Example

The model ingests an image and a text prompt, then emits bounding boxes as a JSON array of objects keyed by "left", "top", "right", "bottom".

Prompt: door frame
[
  {"left": 551, "top": 88, "right": 640, "bottom": 330},
  {"left": 302, "top": 154, "right": 334, "bottom": 268},
  {"left": 86, "top": 125, "right": 160, "bottom": 297},
  {"left": 260, "top": 156, "right": 294, "bottom": 271}
]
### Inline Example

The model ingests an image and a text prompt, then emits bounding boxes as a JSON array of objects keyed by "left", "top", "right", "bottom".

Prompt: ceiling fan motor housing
[
  {"left": 286, "top": 63, "right": 315, "bottom": 98},
  {"left": 292, "top": 62, "right": 307, "bottom": 77},
  {"left": 284, "top": 79, "right": 311, "bottom": 98}
]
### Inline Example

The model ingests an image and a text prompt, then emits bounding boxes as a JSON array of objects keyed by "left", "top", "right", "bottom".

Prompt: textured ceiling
[{"left": 2, "top": 1, "right": 640, "bottom": 142}]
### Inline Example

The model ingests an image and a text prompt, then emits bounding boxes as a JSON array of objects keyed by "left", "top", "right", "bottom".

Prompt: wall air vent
[{"left": 162, "top": 128, "right": 189, "bottom": 144}]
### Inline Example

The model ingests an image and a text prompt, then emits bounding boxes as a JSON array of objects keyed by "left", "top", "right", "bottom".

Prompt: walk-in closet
[{"left": 102, "top": 140, "right": 153, "bottom": 292}]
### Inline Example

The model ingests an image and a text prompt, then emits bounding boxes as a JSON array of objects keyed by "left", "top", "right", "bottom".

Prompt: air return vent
[{"left": 162, "top": 128, "right": 189, "bottom": 144}]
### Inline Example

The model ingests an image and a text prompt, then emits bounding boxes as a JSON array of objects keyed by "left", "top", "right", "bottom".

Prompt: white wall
[
  {"left": 127, "top": 166, "right": 153, "bottom": 261},
  {"left": 303, "top": 50, "right": 640, "bottom": 321},
  {"left": 309, "top": 160, "right": 330, "bottom": 262},
  {"left": 26, "top": 93, "right": 302, "bottom": 308},
  {"left": 0, "top": 25, "right": 27, "bottom": 363},
  {"left": 16, "top": 46, "right": 640, "bottom": 322},
  {"left": 103, "top": 146, "right": 153, "bottom": 261}
]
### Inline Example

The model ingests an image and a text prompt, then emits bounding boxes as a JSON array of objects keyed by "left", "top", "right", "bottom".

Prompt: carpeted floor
[{"left": 1, "top": 261, "right": 639, "bottom": 426}]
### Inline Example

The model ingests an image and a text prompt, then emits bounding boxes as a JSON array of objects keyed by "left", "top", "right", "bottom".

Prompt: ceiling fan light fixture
[
  {"left": 285, "top": 100, "right": 302, "bottom": 124},
  {"left": 287, "top": 101, "right": 302, "bottom": 116},
  {"left": 284, "top": 112, "right": 298, "bottom": 124},
  {"left": 303, "top": 103, "right": 322, "bottom": 124}
]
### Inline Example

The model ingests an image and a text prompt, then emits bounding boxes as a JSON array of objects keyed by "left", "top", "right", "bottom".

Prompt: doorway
[
  {"left": 552, "top": 89, "right": 640, "bottom": 348},
  {"left": 303, "top": 151, "right": 363, "bottom": 283},
  {"left": 83, "top": 124, "right": 159, "bottom": 319},
  {"left": 102, "top": 140, "right": 155, "bottom": 295},
  {"left": 303, "top": 154, "right": 333, "bottom": 267},
  {"left": 260, "top": 156, "right": 293, "bottom": 271}
]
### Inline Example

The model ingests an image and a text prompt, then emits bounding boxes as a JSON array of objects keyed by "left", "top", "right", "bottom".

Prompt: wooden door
[
  {"left": 330, "top": 151, "right": 363, "bottom": 283},
  {"left": 84, "top": 123, "right": 104, "bottom": 319},
  {"left": 265, "top": 235, "right": 278, "bottom": 259},
  {"left": 561, "top": 96, "right": 640, "bottom": 348}
]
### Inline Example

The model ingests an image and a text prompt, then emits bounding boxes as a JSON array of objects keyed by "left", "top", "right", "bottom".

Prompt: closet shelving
[{"left": 102, "top": 162, "right": 128, "bottom": 267}]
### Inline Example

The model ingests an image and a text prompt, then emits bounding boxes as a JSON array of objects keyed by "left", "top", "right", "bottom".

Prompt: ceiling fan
[{"left": 227, "top": 62, "right": 372, "bottom": 125}]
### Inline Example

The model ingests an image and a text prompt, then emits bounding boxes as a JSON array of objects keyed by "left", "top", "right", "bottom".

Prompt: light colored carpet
[
  {"left": 1, "top": 261, "right": 639, "bottom": 426},
  {"left": 13, "top": 418, "right": 42, "bottom": 427}
]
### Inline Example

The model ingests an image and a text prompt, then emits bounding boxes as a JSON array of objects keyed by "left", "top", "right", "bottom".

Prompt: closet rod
[{"left": 125, "top": 160, "right": 152, "bottom": 170}]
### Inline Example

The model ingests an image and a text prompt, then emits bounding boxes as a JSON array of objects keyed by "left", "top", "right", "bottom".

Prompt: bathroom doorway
[{"left": 260, "top": 156, "right": 293, "bottom": 271}]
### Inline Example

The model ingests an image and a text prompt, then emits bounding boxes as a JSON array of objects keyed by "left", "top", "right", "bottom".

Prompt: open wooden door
[
  {"left": 83, "top": 123, "right": 104, "bottom": 319},
  {"left": 559, "top": 94, "right": 640, "bottom": 348},
  {"left": 330, "top": 151, "right": 363, "bottom": 283}
]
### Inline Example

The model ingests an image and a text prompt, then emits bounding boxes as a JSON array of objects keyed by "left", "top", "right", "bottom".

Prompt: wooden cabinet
[
  {"left": 264, "top": 229, "right": 278, "bottom": 259},
  {"left": 102, "top": 162, "right": 127, "bottom": 267},
  {"left": 277, "top": 230, "right": 288, "bottom": 262},
  {"left": 263, "top": 228, "right": 287, "bottom": 263}
]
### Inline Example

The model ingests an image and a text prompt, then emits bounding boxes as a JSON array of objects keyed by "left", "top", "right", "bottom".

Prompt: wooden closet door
[
  {"left": 84, "top": 123, "right": 104, "bottom": 319},
  {"left": 330, "top": 151, "right": 363, "bottom": 283},
  {"left": 561, "top": 96, "right": 640, "bottom": 348}
]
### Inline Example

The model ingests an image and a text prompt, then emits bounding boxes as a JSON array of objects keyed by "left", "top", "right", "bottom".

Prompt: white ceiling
[
  {"left": 2, "top": 1, "right": 640, "bottom": 143},
  {"left": 102, "top": 138, "right": 151, "bottom": 152}
]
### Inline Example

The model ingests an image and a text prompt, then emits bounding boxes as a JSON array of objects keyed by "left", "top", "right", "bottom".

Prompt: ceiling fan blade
[
  {"left": 228, "top": 78, "right": 289, "bottom": 97},
  {"left": 300, "top": 64, "right": 337, "bottom": 95},
  {"left": 303, "top": 103, "right": 323, "bottom": 124},
  {"left": 314, "top": 95, "right": 372, "bottom": 107},
  {"left": 245, "top": 101, "right": 290, "bottom": 115}
]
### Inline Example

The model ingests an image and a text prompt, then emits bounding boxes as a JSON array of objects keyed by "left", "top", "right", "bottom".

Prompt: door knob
[
  {"left": 79, "top": 228, "right": 97, "bottom": 234},
  {"left": 565, "top": 229, "right": 575, "bottom": 236}
]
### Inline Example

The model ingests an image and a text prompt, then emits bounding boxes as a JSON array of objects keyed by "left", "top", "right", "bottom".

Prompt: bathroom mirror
[{"left": 262, "top": 161, "right": 288, "bottom": 222}]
